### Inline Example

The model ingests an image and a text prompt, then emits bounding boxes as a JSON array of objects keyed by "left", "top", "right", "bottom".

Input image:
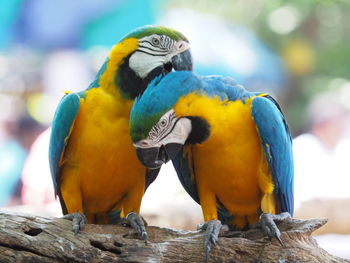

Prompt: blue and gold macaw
[
  {"left": 49, "top": 26, "right": 192, "bottom": 239},
  {"left": 129, "top": 71, "right": 294, "bottom": 258}
]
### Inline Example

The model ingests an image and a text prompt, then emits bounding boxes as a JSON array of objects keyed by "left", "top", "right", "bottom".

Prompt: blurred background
[{"left": 0, "top": 0, "right": 350, "bottom": 258}]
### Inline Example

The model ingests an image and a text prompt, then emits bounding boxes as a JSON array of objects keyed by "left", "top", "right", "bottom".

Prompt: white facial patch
[
  {"left": 129, "top": 51, "right": 165, "bottom": 79},
  {"left": 129, "top": 34, "right": 190, "bottom": 78},
  {"left": 134, "top": 109, "right": 192, "bottom": 149}
]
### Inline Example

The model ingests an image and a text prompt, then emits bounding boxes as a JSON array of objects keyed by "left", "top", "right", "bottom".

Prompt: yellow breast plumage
[
  {"left": 60, "top": 87, "right": 145, "bottom": 223},
  {"left": 175, "top": 93, "right": 275, "bottom": 228}
]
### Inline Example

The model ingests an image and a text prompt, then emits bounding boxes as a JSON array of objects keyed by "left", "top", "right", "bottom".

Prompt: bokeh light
[
  {"left": 268, "top": 5, "right": 301, "bottom": 35},
  {"left": 26, "top": 93, "right": 56, "bottom": 124}
]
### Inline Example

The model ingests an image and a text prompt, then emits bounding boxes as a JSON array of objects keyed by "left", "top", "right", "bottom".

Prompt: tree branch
[{"left": 0, "top": 211, "right": 348, "bottom": 263}]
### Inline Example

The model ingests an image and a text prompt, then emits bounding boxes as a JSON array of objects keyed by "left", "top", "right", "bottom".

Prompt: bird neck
[{"left": 88, "top": 38, "right": 139, "bottom": 100}]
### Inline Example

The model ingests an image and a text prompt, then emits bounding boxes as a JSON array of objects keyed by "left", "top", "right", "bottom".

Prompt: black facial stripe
[
  {"left": 150, "top": 118, "right": 171, "bottom": 139},
  {"left": 140, "top": 39, "right": 159, "bottom": 48},
  {"left": 159, "top": 35, "right": 166, "bottom": 48},
  {"left": 159, "top": 117, "right": 181, "bottom": 142},
  {"left": 139, "top": 40, "right": 157, "bottom": 45},
  {"left": 149, "top": 112, "right": 177, "bottom": 142},
  {"left": 157, "top": 113, "right": 177, "bottom": 140},
  {"left": 140, "top": 37, "right": 174, "bottom": 50},
  {"left": 139, "top": 40, "right": 168, "bottom": 50},
  {"left": 137, "top": 49, "right": 169, "bottom": 57},
  {"left": 157, "top": 118, "right": 172, "bottom": 138},
  {"left": 161, "top": 35, "right": 175, "bottom": 49},
  {"left": 138, "top": 44, "right": 168, "bottom": 54},
  {"left": 163, "top": 37, "right": 174, "bottom": 49}
]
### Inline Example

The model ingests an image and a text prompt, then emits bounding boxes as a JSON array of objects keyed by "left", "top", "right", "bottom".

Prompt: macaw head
[
  {"left": 129, "top": 71, "right": 210, "bottom": 169},
  {"left": 112, "top": 25, "right": 193, "bottom": 99}
]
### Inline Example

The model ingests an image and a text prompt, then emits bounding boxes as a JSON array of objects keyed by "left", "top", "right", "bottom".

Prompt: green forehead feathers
[{"left": 122, "top": 25, "right": 188, "bottom": 42}]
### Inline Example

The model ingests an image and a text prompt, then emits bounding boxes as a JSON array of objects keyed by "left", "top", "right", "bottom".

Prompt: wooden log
[{"left": 0, "top": 211, "right": 348, "bottom": 263}]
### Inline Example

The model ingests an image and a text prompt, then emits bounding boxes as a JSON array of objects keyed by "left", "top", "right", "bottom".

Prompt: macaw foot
[
  {"left": 197, "top": 219, "right": 222, "bottom": 262},
  {"left": 258, "top": 212, "right": 291, "bottom": 246},
  {"left": 61, "top": 212, "right": 87, "bottom": 234},
  {"left": 124, "top": 212, "right": 148, "bottom": 244}
]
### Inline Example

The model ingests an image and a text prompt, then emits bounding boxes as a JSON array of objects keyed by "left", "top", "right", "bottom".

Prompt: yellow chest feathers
[
  {"left": 66, "top": 87, "right": 138, "bottom": 168},
  {"left": 174, "top": 93, "right": 259, "bottom": 148},
  {"left": 174, "top": 93, "right": 275, "bottom": 216},
  {"left": 62, "top": 87, "right": 145, "bottom": 215}
]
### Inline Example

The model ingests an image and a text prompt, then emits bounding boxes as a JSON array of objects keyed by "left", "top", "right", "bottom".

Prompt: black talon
[
  {"left": 125, "top": 212, "right": 148, "bottom": 244},
  {"left": 198, "top": 220, "right": 222, "bottom": 262},
  {"left": 276, "top": 234, "right": 284, "bottom": 246},
  {"left": 258, "top": 212, "right": 291, "bottom": 246},
  {"left": 62, "top": 212, "right": 87, "bottom": 234}
]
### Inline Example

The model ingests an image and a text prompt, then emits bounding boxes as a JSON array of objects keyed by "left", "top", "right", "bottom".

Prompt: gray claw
[
  {"left": 258, "top": 212, "right": 291, "bottom": 246},
  {"left": 199, "top": 219, "right": 222, "bottom": 262},
  {"left": 126, "top": 212, "right": 148, "bottom": 244},
  {"left": 62, "top": 212, "right": 87, "bottom": 234}
]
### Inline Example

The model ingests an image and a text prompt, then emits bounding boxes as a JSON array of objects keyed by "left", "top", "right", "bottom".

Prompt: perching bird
[
  {"left": 49, "top": 26, "right": 193, "bottom": 240},
  {"left": 129, "top": 71, "right": 294, "bottom": 259}
]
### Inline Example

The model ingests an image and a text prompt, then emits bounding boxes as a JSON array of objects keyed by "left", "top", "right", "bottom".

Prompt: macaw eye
[
  {"left": 160, "top": 119, "right": 167, "bottom": 127},
  {"left": 151, "top": 37, "right": 160, "bottom": 46}
]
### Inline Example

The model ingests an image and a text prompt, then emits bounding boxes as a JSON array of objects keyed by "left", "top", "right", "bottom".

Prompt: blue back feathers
[{"left": 130, "top": 71, "right": 251, "bottom": 142}]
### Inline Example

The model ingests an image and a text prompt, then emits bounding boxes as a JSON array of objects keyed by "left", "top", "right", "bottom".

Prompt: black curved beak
[
  {"left": 136, "top": 143, "right": 183, "bottom": 169},
  {"left": 171, "top": 49, "right": 193, "bottom": 71}
]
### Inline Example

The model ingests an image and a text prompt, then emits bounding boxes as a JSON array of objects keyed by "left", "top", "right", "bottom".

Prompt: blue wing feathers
[
  {"left": 172, "top": 149, "right": 200, "bottom": 204},
  {"left": 133, "top": 72, "right": 252, "bottom": 121},
  {"left": 49, "top": 93, "right": 81, "bottom": 195},
  {"left": 201, "top": 75, "right": 250, "bottom": 102},
  {"left": 251, "top": 96, "right": 294, "bottom": 215}
]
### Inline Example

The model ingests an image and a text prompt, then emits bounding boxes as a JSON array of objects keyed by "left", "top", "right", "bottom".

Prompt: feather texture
[
  {"left": 48, "top": 25, "right": 192, "bottom": 223},
  {"left": 130, "top": 71, "right": 294, "bottom": 228}
]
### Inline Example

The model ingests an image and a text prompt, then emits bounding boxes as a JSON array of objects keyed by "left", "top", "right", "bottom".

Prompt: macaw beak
[
  {"left": 171, "top": 49, "right": 193, "bottom": 71},
  {"left": 136, "top": 143, "right": 183, "bottom": 169}
]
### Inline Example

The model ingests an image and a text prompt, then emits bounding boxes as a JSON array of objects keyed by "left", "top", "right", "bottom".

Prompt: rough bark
[{"left": 0, "top": 211, "right": 348, "bottom": 263}]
